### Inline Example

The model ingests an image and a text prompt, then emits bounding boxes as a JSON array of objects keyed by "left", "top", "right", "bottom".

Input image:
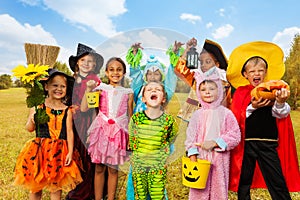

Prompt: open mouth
[
  {"left": 253, "top": 77, "right": 261, "bottom": 84},
  {"left": 150, "top": 94, "right": 158, "bottom": 100}
]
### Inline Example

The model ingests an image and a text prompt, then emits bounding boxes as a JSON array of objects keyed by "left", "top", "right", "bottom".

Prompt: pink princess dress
[{"left": 87, "top": 83, "right": 133, "bottom": 165}]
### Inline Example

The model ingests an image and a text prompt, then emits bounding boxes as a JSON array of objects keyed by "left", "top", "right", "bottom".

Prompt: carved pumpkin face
[
  {"left": 182, "top": 157, "right": 211, "bottom": 189},
  {"left": 86, "top": 92, "right": 99, "bottom": 108}
]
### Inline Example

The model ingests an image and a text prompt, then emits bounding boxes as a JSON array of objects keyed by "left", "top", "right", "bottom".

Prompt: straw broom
[{"left": 24, "top": 43, "right": 60, "bottom": 68}]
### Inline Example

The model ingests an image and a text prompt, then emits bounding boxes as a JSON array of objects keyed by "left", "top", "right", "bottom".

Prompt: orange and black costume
[{"left": 14, "top": 106, "right": 82, "bottom": 193}]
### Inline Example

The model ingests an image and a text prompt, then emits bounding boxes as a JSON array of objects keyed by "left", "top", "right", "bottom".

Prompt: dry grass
[{"left": 0, "top": 90, "right": 299, "bottom": 199}]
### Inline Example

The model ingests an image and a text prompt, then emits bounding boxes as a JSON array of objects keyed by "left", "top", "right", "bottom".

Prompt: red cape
[{"left": 229, "top": 85, "right": 300, "bottom": 192}]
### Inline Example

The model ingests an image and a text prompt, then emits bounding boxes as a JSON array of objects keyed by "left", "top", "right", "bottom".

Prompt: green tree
[
  {"left": 14, "top": 79, "right": 24, "bottom": 87},
  {"left": 0, "top": 74, "right": 12, "bottom": 89},
  {"left": 283, "top": 34, "right": 300, "bottom": 110},
  {"left": 53, "top": 61, "right": 72, "bottom": 76}
]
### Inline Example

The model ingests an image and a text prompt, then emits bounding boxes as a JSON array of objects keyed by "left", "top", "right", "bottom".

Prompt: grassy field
[{"left": 0, "top": 88, "right": 299, "bottom": 199}]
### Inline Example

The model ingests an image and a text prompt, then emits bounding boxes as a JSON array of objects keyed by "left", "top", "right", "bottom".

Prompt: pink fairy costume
[
  {"left": 87, "top": 83, "right": 133, "bottom": 165},
  {"left": 185, "top": 69, "right": 241, "bottom": 200}
]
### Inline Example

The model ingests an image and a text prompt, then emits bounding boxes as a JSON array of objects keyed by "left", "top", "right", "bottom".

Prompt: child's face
[
  {"left": 146, "top": 69, "right": 162, "bottom": 82},
  {"left": 142, "top": 82, "right": 166, "bottom": 108},
  {"left": 199, "top": 81, "right": 218, "bottom": 103},
  {"left": 243, "top": 61, "right": 267, "bottom": 87},
  {"left": 199, "top": 52, "right": 218, "bottom": 72},
  {"left": 45, "top": 75, "right": 67, "bottom": 100},
  {"left": 77, "top": 54, "right": 96, "bottom": 75},
  {"left": 105, "top": 60, "right": 125, "bottom": 86}
]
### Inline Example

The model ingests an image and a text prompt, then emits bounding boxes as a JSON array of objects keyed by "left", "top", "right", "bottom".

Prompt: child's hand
[
  {"left": 86, "top": 80, "right": 97, "bottom": 91},
  {"left": 275, "top": 88, "right": 290, "bottom": 104},
  {"left": 196, "top": 141, "right": 217, "bottom": 151},
  {"left": 127, "top": 143, "right": 131, "bottom": 151},
  {"left": 172, "top": 40, "right": 184, "bottom": 53},
  {"left": 65, "top": 152, "right": 73, "bottom": 166},
  {"left": 86, "top": 136, "right": 90, "bottom": 144},
  {"left": 189, "top": 155, "right": 197, "bottom": 162},
  {"left": 71, "top": 105, "right": 79, "bottom": 114},
  {"left": 131, "top": 42, "right": 143, "bottom": 55},
  {"left": 186, "top": 38, "right": 197, "bottom": 49},
  {"left": 251, "top": 96, "right": 272, "bottom": 108}
]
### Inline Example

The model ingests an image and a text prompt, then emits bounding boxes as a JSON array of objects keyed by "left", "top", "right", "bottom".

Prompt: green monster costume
[{"left": 129, "top": 111, "right": 178, "bottom": 200}]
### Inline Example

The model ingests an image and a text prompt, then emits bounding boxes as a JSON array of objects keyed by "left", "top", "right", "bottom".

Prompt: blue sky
[{"left": 1, "top": 0, "right": 300, "bottom": 75}]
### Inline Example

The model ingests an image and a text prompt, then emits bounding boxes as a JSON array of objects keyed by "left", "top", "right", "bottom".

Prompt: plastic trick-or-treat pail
[
  {"left": 86, "top": 91, "right": 99, "bottom": 108},
  {"left": 182, "top": 156, "right": 211, "bottom": 189}
]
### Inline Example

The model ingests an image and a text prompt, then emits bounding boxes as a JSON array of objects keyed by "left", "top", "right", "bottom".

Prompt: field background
[{"left": 0, "top": 88, "right": 299, "bottom": 199}]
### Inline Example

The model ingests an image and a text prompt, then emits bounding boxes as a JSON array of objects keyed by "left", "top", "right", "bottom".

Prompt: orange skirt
[{"left": 13, "top": 137, "right": 83, "bottom": 193}]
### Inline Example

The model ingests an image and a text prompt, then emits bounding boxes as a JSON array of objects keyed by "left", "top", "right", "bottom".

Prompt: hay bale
[{"left": 24, "top": 43, "right": 60, "bottom": 68}]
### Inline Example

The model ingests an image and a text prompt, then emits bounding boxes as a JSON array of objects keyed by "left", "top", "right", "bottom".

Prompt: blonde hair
[{"left": 242, "top": 56, "right": 268, "bottom": 75}]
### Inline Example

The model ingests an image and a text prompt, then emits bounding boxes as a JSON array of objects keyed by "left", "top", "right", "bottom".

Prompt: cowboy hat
[
  {"left": 69, "top": 43, "right": 104, "bottom": 73},
  {"left": 227, "top": 41, "right": 285, "bottom": 89},
  {"left": 202, "top": 39, "right": 228, "bottom": 70}
]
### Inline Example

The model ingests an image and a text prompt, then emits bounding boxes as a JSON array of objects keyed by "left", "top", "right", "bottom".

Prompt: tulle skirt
[{"left": 14, "top": 137, "right": 83, "bottom": 193}]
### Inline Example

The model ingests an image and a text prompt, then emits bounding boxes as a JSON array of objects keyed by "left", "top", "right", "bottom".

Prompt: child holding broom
[{"left": 13, "top": 68, "right": 82, "bottom": 200}]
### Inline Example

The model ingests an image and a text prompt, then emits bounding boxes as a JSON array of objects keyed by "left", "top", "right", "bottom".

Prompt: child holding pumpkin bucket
[
  {"left": 81, "top": 57, "right": 133, "bottom": 200},
  {"left": 66, "top": 43, "right": 104, "bottom": 200},
  {"left": 128, "top": 81, "right": 178, "bottom": 200},
  {"left": 184, "top": 69, "right": 240, "bottom": 200}
]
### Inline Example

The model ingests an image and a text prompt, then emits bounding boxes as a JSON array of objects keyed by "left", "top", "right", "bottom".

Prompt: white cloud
[
  {"left": 218, "top": 8, "right": 225, "bottom": 17},
  {"left": 19, "top": 0, "right": 41, "bottom": 6},
  {"left": 94, "top": 28, "right": 190, "bottom": 77},
  {"left": 43, "top": 0, "right": 127, "bottom": 37},
  {"left": 212, "top": 24, "right": 234, "bottom": 39},
  {"left": 180, "top": 13, "right": 201, "bottom": 24},
  {"left": 95, "top": 29, "right": 170, "bottom": 66},
  {"left": 272, "top": 27, "right": 300, "bottom": 56},
  {"left": 0, "top": 14, "right": 58, "bottom": 74},
  {"left": 206, "top": 22, "right": 213, "bottom": 29}
]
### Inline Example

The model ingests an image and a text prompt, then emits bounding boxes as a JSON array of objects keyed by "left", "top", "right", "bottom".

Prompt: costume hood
[
  {"left": 194, "top": 67, "right": 224, "bottom": 109},
  {"left": 143, "top": 55, "right": 165, "bottom": 82}
]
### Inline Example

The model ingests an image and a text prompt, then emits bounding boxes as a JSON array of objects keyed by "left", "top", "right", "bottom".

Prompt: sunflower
[
  {"left": 12, "top": 64, "right": 49, "bottom": 85},
  {"left": 12, "top": 64, "right": 50, "bottom": 125}
]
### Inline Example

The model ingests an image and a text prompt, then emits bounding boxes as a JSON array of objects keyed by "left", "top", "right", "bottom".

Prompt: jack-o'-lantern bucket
[
  {"left": 182, "top": 156, "right": 211, "bottom": 189},
  {"left": 86, "top": 91, "right": 99, "bottom": 108}
]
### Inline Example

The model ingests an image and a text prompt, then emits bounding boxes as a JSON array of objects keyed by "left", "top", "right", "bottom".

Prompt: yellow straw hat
[{"left": 226, "top": 41, "right": 285, "bottom": 89}]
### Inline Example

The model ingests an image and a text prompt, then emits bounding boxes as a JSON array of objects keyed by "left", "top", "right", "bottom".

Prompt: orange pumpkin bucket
[{"left": 182, "top": 156, "right": 211, "bottom": 189}]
